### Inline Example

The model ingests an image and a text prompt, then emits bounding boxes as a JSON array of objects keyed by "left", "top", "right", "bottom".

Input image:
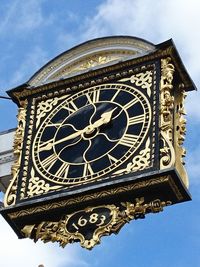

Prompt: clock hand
[
  {"left": 39, "top": 108, "right": 117, "bottom": 152},
  {"left": 86, "top": 108, "right": 117, "bottom": 133},
  {"left": 38, "top": 130, "right": 84, "bottom": 152}
]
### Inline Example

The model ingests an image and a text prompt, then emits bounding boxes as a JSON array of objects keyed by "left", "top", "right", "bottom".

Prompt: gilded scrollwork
[
  {"left": 27, "top": 168, "right": 62, "bottom": 197},
  {"left": 113, "top": 138, "right": 151, "bottom": 175},
  {"left": 119, "top": 70, "right": 153, "bottom": 96},
  {"left": 4, "top": 100, "right": 28, "bottom": 207},
  {"left": 160, "top": 57, "right": 175, "bottom": 169},
  {"left": 21, "top": 198, "right": 171, "bottom": 250},
  {"left": 175, "top": 88, "right": 187, "bottom": 161}
]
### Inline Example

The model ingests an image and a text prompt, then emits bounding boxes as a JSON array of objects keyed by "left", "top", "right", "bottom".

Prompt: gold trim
[
  {"left": 8, "top": 175, "right": 181, "bottom": 219},
  {"left": 17, "top": 98, "right": 38, "bottom": 200},
  {"left": 21, "top": 198, "right": 171, "bottom": 250},
  {"left": 4, "top": 100, "right": 28, "bottom": 207},
  {"left": 168, "top": 176, "right": 184, "bottom": 201}
]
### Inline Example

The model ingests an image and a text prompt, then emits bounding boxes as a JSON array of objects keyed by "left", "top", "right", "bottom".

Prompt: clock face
[{"left": 32, "top": 83, "right": 151, "bottom": 185}]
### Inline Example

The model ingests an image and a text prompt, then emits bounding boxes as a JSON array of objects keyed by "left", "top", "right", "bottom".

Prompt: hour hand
[
  {"left": 101, "top": 108, "right": 117, "bottom": 123},
  {"left": 92, "top": 108, "right": 117, "bottom": 129}
]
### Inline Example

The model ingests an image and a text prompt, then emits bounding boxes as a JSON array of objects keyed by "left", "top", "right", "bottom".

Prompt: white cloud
[
  {"left": 0, "top": 1, "right": 199, "bottom": 266},
  {"left": 81, "top": 0, "right": 200, "bottom": 119},
  {"left": 0, "top": 0, "right": 53, "bottom": 34},
  {"left": 186, "top": 143, "right": 200, "bottom": 185},
  {"left": 79, "top": 0, "right": 200, "bottom": 187},
  {"left": 0, "top": 216, "right": 88, "bottom": 267},
  {"left": 9, "top": 46, "right": 49, "bottom": 88}
]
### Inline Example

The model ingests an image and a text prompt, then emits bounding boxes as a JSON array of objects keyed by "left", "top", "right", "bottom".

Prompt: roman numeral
[
  {"left": 83, "top": 163, "right": 94, "bottom": 177},
  {"left": 119, "top": 134, "right": 138, "bottom": 147},
  {"left": 108, "top": 154, "right": 118, "bottom": 164},
  {"left": 129, "top": 114, "right": 145, "bottom": 125},
  {"left": 111, "top": 90, "right": 120, "bottom": 102},
  {"left": 124, "top": 98, "right": 138, "bottom": 110},
  {"left": 63, "top": 101, "right": 78, "bottom": 113},
  {"left": 70, "top": 101, "right": 78, "bottom": 111},
  {"left": 55, "top": 162, "right": 70, "bottom": 178},
  {"left": 92, "top": 90, "right": 100, "bottom": 103},
  {"left": 86, "top": 90, "right": 100, "bottom": 104},
  {"left": 41, "top": 153, "right": 57, "bottom": 170}
]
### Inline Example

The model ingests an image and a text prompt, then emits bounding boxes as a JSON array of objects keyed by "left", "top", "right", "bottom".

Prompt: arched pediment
[{"left": 28, "top": 36, "right": 155, "bottom": 86}]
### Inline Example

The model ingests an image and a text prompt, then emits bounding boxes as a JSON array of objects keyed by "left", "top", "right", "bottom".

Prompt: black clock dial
[{"left": 33, "top": 84, "right": 151, "bottom": 185}]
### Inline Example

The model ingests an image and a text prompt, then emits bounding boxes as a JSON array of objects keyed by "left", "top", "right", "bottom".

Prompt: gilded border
[{"left": 20, "top": 63, "right": 157, "bottom": 200}]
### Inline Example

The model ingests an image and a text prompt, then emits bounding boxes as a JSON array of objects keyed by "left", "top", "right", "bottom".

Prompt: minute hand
[{"left": 38, "top": 129, "right": 84, "bottom": 152}]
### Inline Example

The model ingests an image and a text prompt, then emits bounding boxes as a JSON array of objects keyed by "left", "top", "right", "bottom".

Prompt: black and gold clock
[
  {"left": 2, "top": 37, "right": 194, "bottom": 250},
  {"left": 32, "top": 83, "right": 152, "bottom": 186}
]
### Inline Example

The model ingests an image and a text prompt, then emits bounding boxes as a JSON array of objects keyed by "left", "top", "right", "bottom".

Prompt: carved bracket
[
  {"left": 4, "top": 101, "right": 28, "bottom": 207},
  {"left": 21, "top": 198, "right": 171, "bottom": 250},
  {"left": 160, "top": 57, "right": 175, "bottom": 169},
  {"left": 174, "top": 86, "right": 188, "bottom": 187}
]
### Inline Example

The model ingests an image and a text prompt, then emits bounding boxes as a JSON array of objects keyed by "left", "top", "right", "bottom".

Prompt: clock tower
[{"left": 0, "top": 36, "right": 196, "bottom": 249}]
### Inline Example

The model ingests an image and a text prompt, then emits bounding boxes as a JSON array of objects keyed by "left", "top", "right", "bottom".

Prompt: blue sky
[{"left": 0, "top": 0, "right": 200, "bottom": 267}]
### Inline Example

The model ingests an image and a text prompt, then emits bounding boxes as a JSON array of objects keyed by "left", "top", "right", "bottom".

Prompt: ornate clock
[
  {"left": 33, "top": 84, "right": 151, "bottom": 185},
  {"left": 0, "top": 36, "right": 195, "bottom": 250}
]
